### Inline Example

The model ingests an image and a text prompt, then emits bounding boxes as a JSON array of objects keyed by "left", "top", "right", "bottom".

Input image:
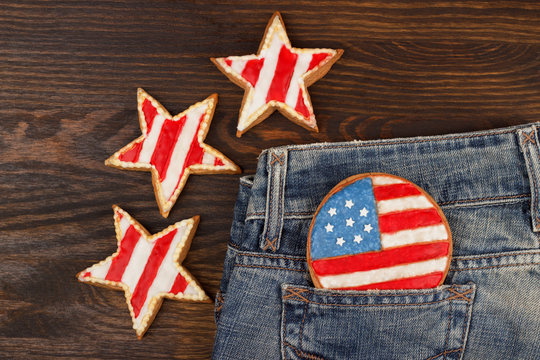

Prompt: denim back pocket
[{"left": 281, "top": 283, "right": 476, "bottom": 360}]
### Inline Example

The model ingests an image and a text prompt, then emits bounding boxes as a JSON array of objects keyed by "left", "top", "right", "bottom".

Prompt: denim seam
[
  {"left": 285, "top": 129, "right": 518, "bottom": 153},
  {"left": 281, "top": 297, "right": 467, "bottom": 308},
  {"left": 443, "top": 301, "right": 452, "bottom": 359},
  {"left": 449, "top": 262, "right": 540, "bottom": 271},
  {"left": 282, "top": 295, "right": 288, "bottom": 360},
  {"left": 227, "top": 242, "right": 242, "bottom": 250},
  {"left": 245, "top": 193, "right": 530, "bottom": 220},
  {"left": 283, "top": 285, "right": 471, "bottom": 299},
  {"left": 425, "top": 348, "right": 462, "bottom": 360},
  {"left": 524, "top": 141, "right": 539, "bottom": 231},
  {"left": 284, "top": 288, "right": 310, "bottom": 302},
  {"left": 261, "top": 149, "right": 287, "bottom": 252},
  {"left": 235, "top": 264, "right": 306, "bottom": 272},
  {"left": 534, "top": 127, "right": 540, "bottom": 242},
  {"left": 283, "top": 342, "right": 326, "bottom": 360},
  {"left": 298, "top": 302, "right": 308, "bottom": 353},
  {"left": 236, "top": 251, "right": 306, "bottom": 261},
  {"left": 458, "top": 297, "right": 472, "bottom": 360},
  {"left": 452, "top": 250, "right": 540, "bottom": 261}
]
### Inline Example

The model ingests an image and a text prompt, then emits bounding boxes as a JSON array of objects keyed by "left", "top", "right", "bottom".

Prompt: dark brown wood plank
[{"left": 1, "top": 0, "right": 539, "bottom": 358}]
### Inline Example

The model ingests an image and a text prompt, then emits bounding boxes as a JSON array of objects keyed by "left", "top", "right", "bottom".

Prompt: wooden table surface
[{"left": 1, "top": 1, "right": 539, "bottom": 359}]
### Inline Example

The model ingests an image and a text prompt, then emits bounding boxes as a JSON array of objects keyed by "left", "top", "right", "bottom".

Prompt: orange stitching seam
[
  {"left": 447, "top": 288, "right": 474, "bottom": 302},
  {"left": 236, "top": 252, "right": 306, "bottom": 262},
  {"left": 271, "top": 152, "right": 285, "bottom": 165},
  {"left": 453, "top": 250, "right": 540, "bottom": 261},
  {"left": 522, "top": 130, "right": 536, "bottom": 145},
  {"left": 450, "top": 262, "right": 540, "bottom": 272},
  {"left": 262, "top": 237, "right": 277, "bottom": 252},
  {"left": 283, "top": 288, "right": 310, "bottom": 302},
  {"left": 284, "top": 341, "right": 327, "bottom": 360},
  {"left": 524, "top": 145, "right": 539, "bottom": 231},
  {"left": 235, "top": 264, "right": 306, "bottom": 272},
  {"left": 425, "top": 348, "right": 462, "bottom": 360},
  {"left": 279, "top": 286, "right": 468, "bottom": 299}
]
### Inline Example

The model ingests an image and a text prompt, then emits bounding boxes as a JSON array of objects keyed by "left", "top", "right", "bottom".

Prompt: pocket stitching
[
  {"left": 425, "top": 348, "right": 462, "bottom": 360},
  {"left": 284, "top": 285, "right": 473, "bottom": 300},
  {"left": 283, "top": 297, "right": 469, "bottom": 308}
]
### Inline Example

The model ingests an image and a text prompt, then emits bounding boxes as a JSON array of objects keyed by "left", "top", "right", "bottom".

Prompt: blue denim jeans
[{"left": 213, "top": 123, "right": 540, "bottom": 360}]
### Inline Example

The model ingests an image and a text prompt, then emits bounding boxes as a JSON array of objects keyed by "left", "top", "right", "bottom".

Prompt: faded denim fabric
[{"left": 213, "top": 123, "right": 540, "bottom": 360}]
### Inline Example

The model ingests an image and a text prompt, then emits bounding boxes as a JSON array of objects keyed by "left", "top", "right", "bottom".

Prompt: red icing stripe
[
  {"left": 105, "top": 225, "right": 141, "bottom": 282},
  {"left": 266, "top": 45, "right": 298, "bottom": 103},
  {"left": 185, "top": 113, "right": 205, "bottom": 167},
  {"left": 142, "top": 99, "right": 158, "bottom": 133},
  {"left": 307, "top": 52, "right": 330, "bottom": 71},
  {"left": 312, "top": 241, "right": 449, "bottom": 276},
  {"left": 294, "top": 88, "right": 310, "bottom": 118},
  {"left": 82, "top": 272, "right": 91, "bottom": 278},
  {"left": 170, "top": 273, "right": 189, "bottom": 294},
  {"left": 214, "top": 157, "right": 224, "bottom": 166},
  {"left": 131, "top": 229, "right": 178, "bottom": 317},
  {"left": 378, "top": 208, "right": 443, "bottom": 234},
  {"left": 119, "top": 141, "right": 144, "bottom": 163},
  {"left": 224, "top": 58, "right": 232, "bottom": 67},
  {"left": 373, "top": 183, "right": 422, "bottom": 201},
  {"left": 241, "top": 58, "right": 265, "bottom": 87},
  {"left": 339, "top": 272, "right": 445, "bottom": 291},
  {"left": 150, "top": 116, "right": 186, "bottom": 182}
]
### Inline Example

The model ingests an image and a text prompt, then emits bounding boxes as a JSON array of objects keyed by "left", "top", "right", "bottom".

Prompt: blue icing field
[{"left": 310, "top": 177, "right": 382, "bottom": 260}]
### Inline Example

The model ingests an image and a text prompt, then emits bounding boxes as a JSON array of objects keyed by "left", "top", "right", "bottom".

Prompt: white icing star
[
  {"left": 345, "top": 200, "right": 354, "bottom": 209},
  {"left": 336, "top": 237, "right": 345, "bottom": 246},
  {"left": 346, "top": 218, "right": 355, "bottom": 227},
  {"left": 328, "top": 208, "right": 337, "bottom": 216},
  {"left": 364, "top": 224, "right": 373, "bottom": 233},
  {"left": 325, "top": 223, "right": 334, "bottom": 233},
  {"left": 359, "top": 207, "right": 369, "bottom": 217},
  {"left": 354, "top": 235, "right": 363, "bottom": 243}
]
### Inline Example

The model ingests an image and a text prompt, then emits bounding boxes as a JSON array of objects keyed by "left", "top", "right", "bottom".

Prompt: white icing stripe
[
  {"left": 160, "top": 103, "right": 207, "bottom": 200},
  {"left": 202, "top": 152, "right": 215, "bottom": 165},
  {"left": 134, "top": 226, "right": 187, "bottom": 327},
  {"left": 371, "top": 176, "right": 406, "bottom": 186},
  {"left": 87, "top": 259, "right": 111, "bottom": 279},
  {"left": 240, "top": 32, "right": 283, "bottom": 130},
  {"left": 230, "top": 59, "right": 247, "bottom": 75},
  {"left": 119, "top": 216, "right": 131, "bottom": 237},
  {"left": 183, "top": 284, "right": 199, "bottom": 296},
  {"left": 380, "top": 224, "right": 449, "bottom": 249},
  {"left": 376, "top": 195, "right": 434, "bottom": 215},
  {"left": 284, "top": 53, "right": 312, "bottom": 109},
  {"left": 318, "top": 257, "right": 448, "bottom": 289},
  {"left": 138, "top": 114, "right": 166, "bottom": 163},
  {"left": 121, "top": 235, "right": 154, "bottom": 294}
]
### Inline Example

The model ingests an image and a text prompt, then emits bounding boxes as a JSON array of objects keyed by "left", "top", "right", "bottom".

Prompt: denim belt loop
[
  {"left": 518, "top": 125, "right": 540, "bottom": 232},
  {"left": 260, "top": 148, "right": 288, "bottom": 252}
]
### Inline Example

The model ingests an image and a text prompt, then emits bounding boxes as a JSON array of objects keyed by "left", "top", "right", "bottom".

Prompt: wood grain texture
[{"left": 0, "top": 0, "right": 539, "bottom": 358}]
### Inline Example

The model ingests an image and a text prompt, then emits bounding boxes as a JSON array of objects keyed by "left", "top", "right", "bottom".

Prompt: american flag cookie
[
  {"left": 307, "top": 173, "right": 452, "bottom": 290},
  {"left": 105, "top": 89, "right": 241, "bottom": 218},
  {"left": 211, "top": 12, "right": 343, "bottom": 137},
  {"left": 77, "top": 205, "right": 211, "bottom": 339}
]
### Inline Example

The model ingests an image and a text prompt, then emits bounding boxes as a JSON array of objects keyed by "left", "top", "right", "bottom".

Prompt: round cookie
[{"left": 307, "top": 173, "right": 452, "bottom": 290}]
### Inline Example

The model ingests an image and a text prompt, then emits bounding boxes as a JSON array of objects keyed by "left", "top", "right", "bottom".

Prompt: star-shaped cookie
[
  {"left": 77, "top": 205, "right": 210, "bottom": 339},
  {"left": 212, "top": 12, "right": 343, "bottom": 137},
  {"left": 105, "top": 89, "right": 241, "bottom": 217}
]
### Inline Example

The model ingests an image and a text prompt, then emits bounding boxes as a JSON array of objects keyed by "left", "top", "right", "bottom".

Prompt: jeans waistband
[{"left": 241, "top": 122, "right": 540, "bottom": 253}]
